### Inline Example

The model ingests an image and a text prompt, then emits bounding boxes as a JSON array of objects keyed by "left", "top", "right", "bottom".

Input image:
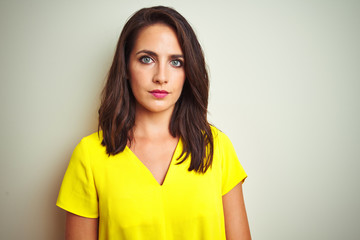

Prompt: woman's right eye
[{"left": 139, "top": 56, "right": 153, "bottom": 64}]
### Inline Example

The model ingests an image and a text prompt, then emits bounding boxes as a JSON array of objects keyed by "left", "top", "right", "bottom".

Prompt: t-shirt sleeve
[
  {"left": 56, "top": 138, "right": 98, "bottom": 218},
  {"left": 220, "top": 132, "right": 247, "bottom": 196}
]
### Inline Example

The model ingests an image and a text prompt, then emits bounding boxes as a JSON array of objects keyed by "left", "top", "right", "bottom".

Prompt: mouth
[{"left": 149, "top": 90, "right": 169, "bottom": 99}]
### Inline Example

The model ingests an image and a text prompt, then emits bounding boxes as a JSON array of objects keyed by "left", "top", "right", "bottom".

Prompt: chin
[{"left": 146, "top": 104, "right": 175, "bottom": 114}]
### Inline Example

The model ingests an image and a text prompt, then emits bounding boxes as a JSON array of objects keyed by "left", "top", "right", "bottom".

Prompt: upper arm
[
  {"left": 65, "top": 212, "right": 98, "bottom": 240},
  {"left": 222, "top": 181, "right": 251, "bottom": 240}
]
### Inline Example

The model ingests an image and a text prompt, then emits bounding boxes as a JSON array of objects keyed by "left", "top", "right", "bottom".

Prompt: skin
[
  {"left": 128, "top": 23, "right": 186, "bottom": 117},
  {"left": 127, "top": 23, "right": 186, "bottom": 185},
  {"left": 65, "top": 212, "right": 98, "bottom": 240},
  {"left": 65, "top": 23, "right": 251, "bottom": 239},
  {"left": 223, "top": 181, "right": 252, "bottom": 239}
]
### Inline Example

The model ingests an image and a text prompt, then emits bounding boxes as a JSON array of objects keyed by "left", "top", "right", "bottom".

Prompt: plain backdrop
[{"left": 1, "top": 0, "right": 359, "bottom": 239}]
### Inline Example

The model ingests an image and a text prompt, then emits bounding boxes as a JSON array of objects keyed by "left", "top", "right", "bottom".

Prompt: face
[{"left": 128, "top": 23, "right": 186, "bottom": 116}]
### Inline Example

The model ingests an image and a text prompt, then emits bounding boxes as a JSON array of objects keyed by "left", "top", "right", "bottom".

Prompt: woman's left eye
[{"left": 170, "top": 60, "right": 183, "bottom": 67}]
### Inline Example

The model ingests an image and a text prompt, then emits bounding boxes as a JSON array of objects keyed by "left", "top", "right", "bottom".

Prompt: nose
[{"left": 153, "top": 62, "right": 168, "bottom": 84}]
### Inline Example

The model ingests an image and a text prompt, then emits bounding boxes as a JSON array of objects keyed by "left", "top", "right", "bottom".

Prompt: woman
[{"left": 57, "top": 6, "right": 251, "bottom": 240}]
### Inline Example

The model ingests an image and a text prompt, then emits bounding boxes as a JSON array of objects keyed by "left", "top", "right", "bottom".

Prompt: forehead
[{"left": 132, "top": 23, "right": 183, "bottom": 54}]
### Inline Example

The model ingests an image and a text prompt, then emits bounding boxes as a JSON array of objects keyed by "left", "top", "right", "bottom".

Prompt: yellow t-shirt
[{"left": 56, "top": 127, "right": 247, "bottom": 239}]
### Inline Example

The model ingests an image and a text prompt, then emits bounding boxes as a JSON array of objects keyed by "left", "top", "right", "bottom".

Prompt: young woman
[{"left": 57, "top": 6, "right": 251, "bottom": 240}]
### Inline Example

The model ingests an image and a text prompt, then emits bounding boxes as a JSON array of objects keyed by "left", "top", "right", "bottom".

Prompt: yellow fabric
[{"left": 56, "top": 127, "right": 247, "bottom": 239}]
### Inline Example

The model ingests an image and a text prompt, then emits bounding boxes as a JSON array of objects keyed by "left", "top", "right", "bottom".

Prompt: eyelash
[
  {"left": 170, "top": 59, "right": 183, "bottom": 67},
  {"left": 139, "top": 56, "right": 184, "bottom": 68},
  {"left": 139, "top": 56, "right": 154, "bottom": 64}
]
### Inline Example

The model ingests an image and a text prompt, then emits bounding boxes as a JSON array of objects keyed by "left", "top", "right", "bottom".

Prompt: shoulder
[
  {"left": 210, "top": 125, "right": 221, "bottom": 139},
  {"left": 210, "top": 125, "right": 232, "bottom": 146},
  {"left": 74, "top": 131, "right": 107, "bottom": 159},
  {"left": 79, "top": 131, "right": 103, "bottom": 147}
]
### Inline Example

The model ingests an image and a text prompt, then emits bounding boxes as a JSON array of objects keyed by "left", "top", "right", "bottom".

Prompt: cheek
[
  {"left": 178, "top": 79, "right": 185, "bottom": 91},
  {"left": 177, "top": 72, "right": 186, "bottom": 89},
  {"left": 171, "top": 68, "right": 185, "bottom": 84},
  {"left": 129, "top": 79, "right": 142, "bottom": 96},
  {"left": 129, "top": 68, "right": 147, "bottom": 89}
]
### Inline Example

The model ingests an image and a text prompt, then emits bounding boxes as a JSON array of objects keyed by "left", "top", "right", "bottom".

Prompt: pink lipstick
[{"left": 150, "top": 90, "right": 169, "bottom": 99}]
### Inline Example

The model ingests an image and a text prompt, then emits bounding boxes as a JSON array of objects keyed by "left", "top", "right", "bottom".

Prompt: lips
[{"left": 150, "top": 90, "right": 169, "bottom": 99}]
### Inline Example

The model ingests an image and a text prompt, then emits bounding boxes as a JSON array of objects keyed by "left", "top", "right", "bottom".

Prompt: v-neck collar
[{"left": 125, "top": 139, "right": 182, "bottom": 187}]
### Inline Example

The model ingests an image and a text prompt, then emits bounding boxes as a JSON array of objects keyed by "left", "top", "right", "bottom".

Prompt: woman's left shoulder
[
  {"left": 209, "top": 125, "right": 228, "bottom": 143},
  {"left": 210, "top": 125, "right": 221, "bottom": 138}
]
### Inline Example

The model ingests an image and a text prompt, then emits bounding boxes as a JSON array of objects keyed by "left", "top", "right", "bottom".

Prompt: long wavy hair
[{"left": 98, "top": 6, "right": 213, "bottom": 173}]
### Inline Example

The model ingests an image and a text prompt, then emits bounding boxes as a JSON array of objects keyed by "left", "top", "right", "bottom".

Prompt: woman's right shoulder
[
  {"left": 75, "top": 131, "right": 106, "bottom": 156},
  {"left": 80, "top": 131, "right": 103, "bottom": 145}
]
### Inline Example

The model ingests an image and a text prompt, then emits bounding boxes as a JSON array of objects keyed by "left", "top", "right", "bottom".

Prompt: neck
[{"left": 133, "top": 105, "right": 174, "bottom": 140}]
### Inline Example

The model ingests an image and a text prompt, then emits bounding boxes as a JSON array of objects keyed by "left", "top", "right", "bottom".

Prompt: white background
[{"left": 1, "top": 0, "right": 359, "bottom": 239}]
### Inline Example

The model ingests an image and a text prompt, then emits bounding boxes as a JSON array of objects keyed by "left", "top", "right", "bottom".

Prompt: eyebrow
[{"left": 135, "top": 50, "right": 184, "bottom": 59}]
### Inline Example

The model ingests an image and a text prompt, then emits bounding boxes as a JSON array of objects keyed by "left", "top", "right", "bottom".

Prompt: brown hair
[{"left": 98, "top": 6, "right": 213, "bottom": 173}]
